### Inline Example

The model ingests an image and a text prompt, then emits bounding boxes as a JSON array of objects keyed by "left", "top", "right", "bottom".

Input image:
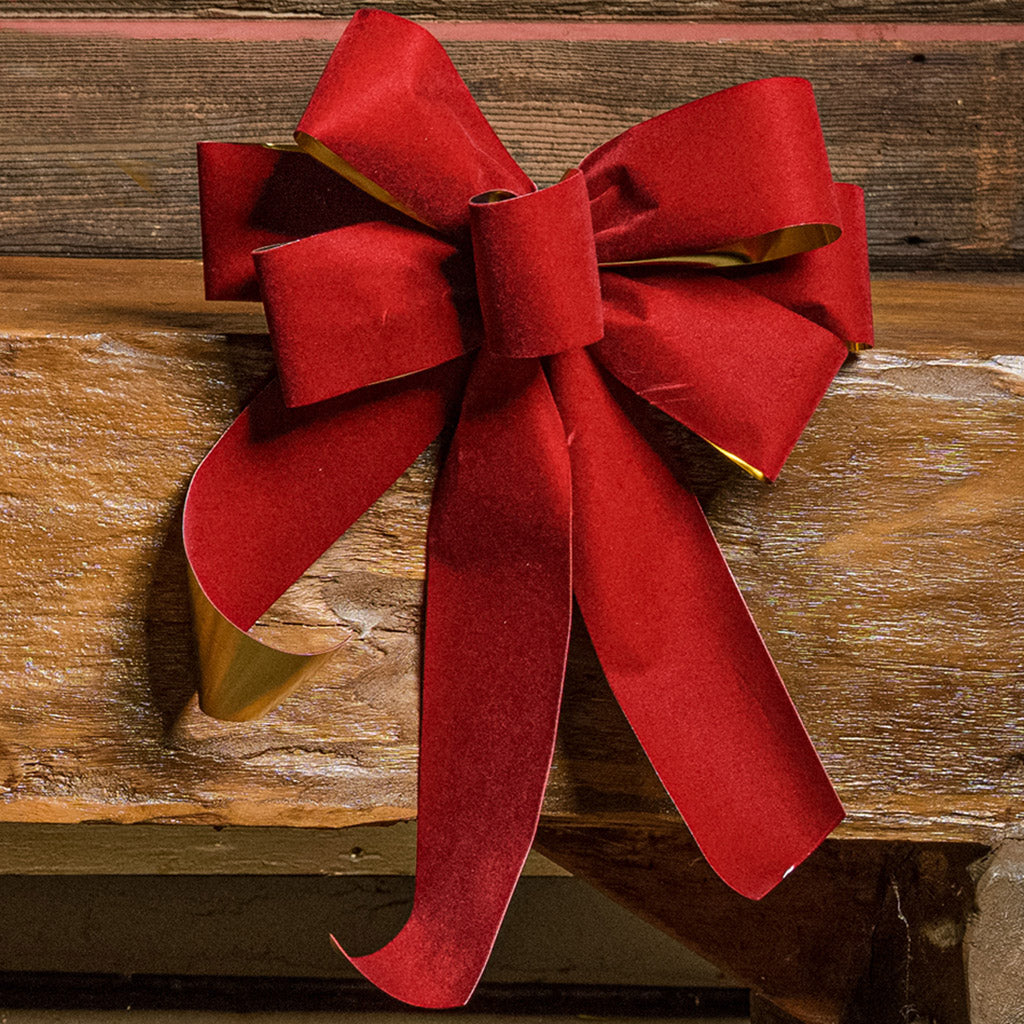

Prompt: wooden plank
[
  {"left": 0, "top": 820, "right": 566, "bottom": 874},
  {"left": 1, "top": 258, "right": 1022, "bottom": 843},
  {"left": 0, "top": 32, "right": 1021, "bottom": 269},
  {"left": 0, "top": 875, "right": 734, "bottom": 990},
  {"left": 1, "top": 1, "right": 1021, "bottom": 22}
]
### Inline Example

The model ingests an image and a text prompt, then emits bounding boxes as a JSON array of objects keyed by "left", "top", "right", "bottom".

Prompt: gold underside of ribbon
[
  {"left": 703, "top": 441, "right": 767, "bottom": 482},
  {"left": 599, "top": 223, "right": 841, "bottom": 270},
  {"left": 292, "top": 133, "right": 431, "bottom": 228},
  {"left": 188, "top": 567, "right": 342, "bottom": 722}
]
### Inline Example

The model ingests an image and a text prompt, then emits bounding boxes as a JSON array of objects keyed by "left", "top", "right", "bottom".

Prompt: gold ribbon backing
[{"left": 188, "top": 567, "right": 342, "bottom": 722}]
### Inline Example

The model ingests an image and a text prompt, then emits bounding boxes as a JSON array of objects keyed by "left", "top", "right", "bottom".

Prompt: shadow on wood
[{"left": 536, "top": 824, "right": 987, "bottom": 1024}]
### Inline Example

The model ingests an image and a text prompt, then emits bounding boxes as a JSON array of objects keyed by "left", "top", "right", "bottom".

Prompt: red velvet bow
[{"left": 185, "top": 8, "right": 874, "bottom": 1008}]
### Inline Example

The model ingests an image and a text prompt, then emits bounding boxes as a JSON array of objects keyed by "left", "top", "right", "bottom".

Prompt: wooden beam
[
  {"left": 1, "top": 259, "right": 1022, "bottom": 842},
  {"left": 537, "top": 822, "right": 984, "bottom": 1023},
  {"left": 0, "top": 820, "right": 566, "bottom": 875},
  {"left": 0, "top": 33, "right": 1021, "bottom": 269},
  {"left": 1, "top": 1, "right": 1020, "bottom": 23}
]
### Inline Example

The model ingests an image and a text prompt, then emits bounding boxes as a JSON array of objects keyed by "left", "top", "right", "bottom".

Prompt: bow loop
[
  {"left": 197, "top": 141, "right": 408, "bottom": 301},
  {"left": 581, "top": 77, "right": 842, "bottom": 267},
  {"left": 735, "top": 182, "right": 875, "bottom": 352},
  {"left": 596, "top": 270, "right": 848, "bottom": 480},
  {"left": 255, "top": 222, "right": 479, "bottom": 408},
  {"left": 470, "top": 169, "right": 604, "bottom": 359},
  {"left": 296, "top": 9, "right": 532, "bottom": 236}
]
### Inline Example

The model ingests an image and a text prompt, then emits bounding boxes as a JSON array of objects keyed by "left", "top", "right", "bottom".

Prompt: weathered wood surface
[
  {"left": 1, "top": 258, "right": 1022, "bottom": 843},
  {"left": 0, "top": 820, "right": 565, "bottom": 874},
  {"left": 0, "top": 31, "right": 1022, "bottom": 270},
  {"left": 2, "top": 1, "right": 1021, "bottom": 21}
]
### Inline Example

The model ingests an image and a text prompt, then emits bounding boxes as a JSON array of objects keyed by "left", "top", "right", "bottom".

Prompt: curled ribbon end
[
  {"left": 330, "top": 933, "right": 477, "bottom": 1009},
  {"left": 187, "top": 566, "right": 343, "bottom": 722}
]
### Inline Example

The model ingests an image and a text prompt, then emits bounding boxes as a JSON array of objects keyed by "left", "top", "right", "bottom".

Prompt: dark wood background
[{"left": 1, "top": 29, "right": 1022, "bottom": 271}]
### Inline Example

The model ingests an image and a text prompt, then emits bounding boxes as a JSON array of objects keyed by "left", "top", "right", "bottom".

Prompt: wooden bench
[{"left": 1, "top": 4, "right": 1022, "bottom": 1021}]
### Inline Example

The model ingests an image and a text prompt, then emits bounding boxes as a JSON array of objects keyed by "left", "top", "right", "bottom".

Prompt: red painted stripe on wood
[{"left": 2, "top": 18, "right": 1024, "bottom": 42}]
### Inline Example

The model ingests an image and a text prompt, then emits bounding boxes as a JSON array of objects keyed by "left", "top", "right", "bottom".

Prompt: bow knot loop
[{"left": 469, "top": 168, "right": 604, "bottom": 359}]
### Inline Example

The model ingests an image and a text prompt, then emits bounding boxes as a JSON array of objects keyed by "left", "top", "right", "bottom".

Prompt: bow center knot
[{"left": 469, "top": 168, "right": 604, "bottom": 359}]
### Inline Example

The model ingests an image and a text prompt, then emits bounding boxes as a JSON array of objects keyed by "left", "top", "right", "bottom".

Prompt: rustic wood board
[
  {"left": 0, "top": 820, "right": 566, "bottom": 875},
  {"left": 0, "top": 875, "right": 731, "bottom": 989},
  {"left": 1, "top": 258, "right": 1022, "bottom": 843},
  {"left": 0, "top": 31, "right": 1022, "bottom": 270},
  {"left": 1, "top": 1, "right": 1020, "bottom": 21}
]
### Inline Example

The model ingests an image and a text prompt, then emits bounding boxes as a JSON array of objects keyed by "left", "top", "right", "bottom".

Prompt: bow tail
[
  {"left": 548, "top": 348, "right": 843, "bottom": 900},
  {"left": 339, "top": 352, "right": 573, "bottom": 1007}
]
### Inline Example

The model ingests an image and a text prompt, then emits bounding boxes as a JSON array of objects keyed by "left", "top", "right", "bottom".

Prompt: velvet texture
[{"left": 185, "top": 7, "right": 874, "bottom": 1009}]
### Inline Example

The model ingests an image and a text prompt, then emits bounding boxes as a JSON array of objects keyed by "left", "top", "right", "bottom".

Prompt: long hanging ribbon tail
[
  {"left": 336, "top": 352, "right": 573, "bottom": 1007},
  {"left": 548, "top": 348, "right": 843, "bottom": 900}
]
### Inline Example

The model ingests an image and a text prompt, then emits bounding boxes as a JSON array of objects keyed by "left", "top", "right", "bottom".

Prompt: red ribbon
[{"left": 185, "top": 8, "right": 873, "bottom": 1008}]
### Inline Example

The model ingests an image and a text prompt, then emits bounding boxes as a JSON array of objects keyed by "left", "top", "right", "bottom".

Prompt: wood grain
[
  {"left": 0, "top": 820, "right": 565, "bottom": 875},
  {"left": 1, "top": 258, "right": 1022, "bottom": 843},
  {"left": 1, "top": 1, "right": 1021, "bottom": 22},
  {"left": 0, "top": 32, "right": 1022, "bottom": 269}
]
